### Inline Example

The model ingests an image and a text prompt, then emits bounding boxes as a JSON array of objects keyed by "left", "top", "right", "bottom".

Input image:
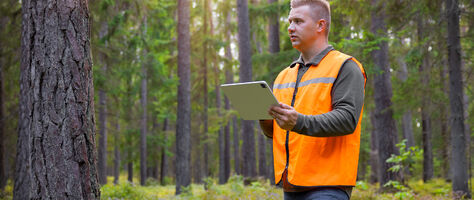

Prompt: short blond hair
[{"left": 290, "top": 0, "right": 331, "bottom": 35}]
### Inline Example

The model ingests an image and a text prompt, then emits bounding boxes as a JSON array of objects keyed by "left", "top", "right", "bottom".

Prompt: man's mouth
[{"left": 290, "top": 35, "right": 298, "bottom": 40}]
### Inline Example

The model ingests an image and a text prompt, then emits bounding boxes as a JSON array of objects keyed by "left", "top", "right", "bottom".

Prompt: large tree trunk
[
  {"left": 417, "top": 15, "right": 433, "bottom": 182},
  {"left": 160, "top": 118, "right": 169, "bottom": 185},
  {"left": 370, "top": 0, "right": 400, "bottom": 188},
  {"left": 140, "top": 17, "right": 148, "bottom": 186},
  {"left": 98, "top": 23, "right": 108, "bottom": 186},
  {"left": 14, "top": 0, "right": 100, "bottom": 198},
  {"left": 237, "top": 0, "right": 257, "bottom": 179},
  {"left": 267, "top": 0, "right": 279, "bottom": 183},
  {"left": 176, "top": 0, "right": 191, "bottom": 194},
  {"left": 446, "top": 0, "right": 470, "bottom": 198}
]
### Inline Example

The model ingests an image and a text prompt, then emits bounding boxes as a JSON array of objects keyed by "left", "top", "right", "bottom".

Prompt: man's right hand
[{"left": 259, "top": 119, "right": 273, "bottom": 138}]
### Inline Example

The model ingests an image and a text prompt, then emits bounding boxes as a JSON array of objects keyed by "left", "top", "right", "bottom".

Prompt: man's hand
[{"left": 269, "top": 103, "right": 299, "bottom": 131}]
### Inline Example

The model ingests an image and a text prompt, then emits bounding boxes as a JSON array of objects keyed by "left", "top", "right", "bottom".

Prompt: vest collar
[{"left": 290, "top": 45, "right": 335, "bottom": 68}]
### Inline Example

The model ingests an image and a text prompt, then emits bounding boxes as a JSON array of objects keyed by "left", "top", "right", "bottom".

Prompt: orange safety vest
[{"left": 272, "top": 50, "right": 366, "bottom": 187}]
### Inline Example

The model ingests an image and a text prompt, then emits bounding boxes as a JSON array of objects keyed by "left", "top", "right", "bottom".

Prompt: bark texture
[
  {"left": 0, "top": 55, "right": 5, "bottom": 190},
  {"left": 417, "top": 15, "right": 433, "bottom": 182},
  {"left": 267, "top": 0, "right": 279, "bottom": 183},
  {"left": 113, "top": 112, "right": 120, "bottom": 185},
  {"left": 160, "top": 118, "right": 169, "bottom": 185},
  {"left": 446, "top": 0, "right": 470, "bottom": 197},
  {"left": 176, "top": 0, "right": 191, "bottom": 194},
  {"left": 202, "top": 0, "right": 209, "bottom": 183},
  {"left": 224, "top": 11, "right": 240, "bottom": 176},
  {"left": 14, "top": 0, "right": 100, "bottom": 198},
  {"left": 369, "top": 112, "right": 378, "bottom": 184},
  {"left": 140, "top": 17, "right": 148, "bottom": 186},
  {"left": 370, "top": 0, "right": 400, "bottom": 187},
  {"left": 97, "top": 23, "right": 108, "bottom": 186},
  {"left": 237, "top": 0, "right": 257, "bottom": 179},
  {"left": 257, "top": 133, "right": 267, "bottom": 178}
]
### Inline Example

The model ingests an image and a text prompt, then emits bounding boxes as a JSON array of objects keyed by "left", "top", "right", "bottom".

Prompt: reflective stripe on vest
[{"left": 272, "top": 50, "right": 367, "bottom": 187}]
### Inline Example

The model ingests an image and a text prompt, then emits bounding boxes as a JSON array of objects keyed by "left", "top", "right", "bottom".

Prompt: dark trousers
[{"left": 284, "top": 188, "right": 349, "bottom": 200}]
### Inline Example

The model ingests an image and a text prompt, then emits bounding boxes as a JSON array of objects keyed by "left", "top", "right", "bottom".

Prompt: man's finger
[
  {"left": 271, "top": 106, "right": 287, "bottom": 115},
  {"left": 279, "top": 103, "right": 293, "bottom": 110}
]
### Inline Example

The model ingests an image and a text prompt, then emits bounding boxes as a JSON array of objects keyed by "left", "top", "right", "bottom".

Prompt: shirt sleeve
[{"left": 291, "top": 59, "right": 365, "bottom": 137}]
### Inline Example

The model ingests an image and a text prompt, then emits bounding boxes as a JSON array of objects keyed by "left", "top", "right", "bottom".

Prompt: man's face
[{"left": 288, "top": 5, "right": 319, "bottom": 52}]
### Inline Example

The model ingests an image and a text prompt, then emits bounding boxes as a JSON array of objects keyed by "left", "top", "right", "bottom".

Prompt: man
[{"left": 259, "top": 0, "right": 366, "bottom": 199}]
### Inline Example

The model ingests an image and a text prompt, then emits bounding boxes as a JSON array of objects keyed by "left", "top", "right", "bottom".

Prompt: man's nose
[{"left": 288, "top": 23, "right": 295, "bottom": 33}]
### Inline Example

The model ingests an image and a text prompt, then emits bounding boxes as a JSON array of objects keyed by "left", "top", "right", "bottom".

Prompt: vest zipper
[{"left": 285, "top": 66, "right": 303, "bottom": 172}]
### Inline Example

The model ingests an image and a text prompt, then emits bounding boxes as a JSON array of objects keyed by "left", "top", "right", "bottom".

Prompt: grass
[{"left": 1, "top": 175, "right": 473, "bottom": 199}]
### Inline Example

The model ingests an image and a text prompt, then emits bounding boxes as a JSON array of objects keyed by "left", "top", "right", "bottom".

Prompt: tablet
[{"left": 221, "top": 81, "right": 279, "bottom": 120}]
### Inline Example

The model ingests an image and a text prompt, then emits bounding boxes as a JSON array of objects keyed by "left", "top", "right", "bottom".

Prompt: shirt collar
[{"left": 290, "top": 45, "right": 334, "bottom": 68}]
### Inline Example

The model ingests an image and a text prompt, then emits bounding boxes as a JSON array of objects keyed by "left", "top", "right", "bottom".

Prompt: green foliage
[
  {"left": 383, "top": 180, "right": 415, "bottom": 200},
  {"left": 386, "top": 139, "right": 423, "bottom": 175}
]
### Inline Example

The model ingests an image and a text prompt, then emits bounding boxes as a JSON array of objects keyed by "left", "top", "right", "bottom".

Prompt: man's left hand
[{"left": 269, "top": 103, "right": 299, "bottom": 131}]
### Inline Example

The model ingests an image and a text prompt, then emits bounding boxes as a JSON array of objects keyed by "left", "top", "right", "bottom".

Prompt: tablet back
[{"left": 221, "top": 81, "right": 278, "bottom": 120}]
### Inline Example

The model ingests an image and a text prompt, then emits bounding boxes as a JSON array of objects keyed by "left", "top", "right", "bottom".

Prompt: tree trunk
[
  {"left": 439, "top": 43, "right": 451, "bottom": 181},
  {"left": 176, "top": 0, "right": 191, "bottom": 194},
  {"left": 233, "top": 117, "right": 240, "bottom": 175},
  {"left": 237, "top": 0, "right": 257, "bottom": 179},
  {"left": 0, "top": 54, "right": 5, "bottom": 190},
  {"left": 128, "top": 162, "right": 133, "bottom": 183},
  {"left": 14, "top": 0, "right": 100, "bottom": 198},
  {"left": 98, "top": 23, "right": 108, "bottom": 186},
  {"left": 446, "top": 0, "right": 470, "bottom": 197},
  {"left": 224, "top": 11, "right": 241, "bottom": 177},
  {"left": 202, "top": 0, "right": 210, "bottom": 184},
  {"left": 396, "top": 57, "right": 415, "bottom": 149},
  {"left": 114, "top": 112, "right": 120, "bottom": 185},
  {"left": 140, "top": 17, "right": 148, "bottom": 186},
  {"left": 160, "top": 118, "right": 169, "bottom": 185},
  {"left": 369, "top": 112, "right": 378, "bottom": 184},
  {"left": 267, "top": 0, "right": 279, "bottom": 183},
  {"left": 258, "top": 133, "right": 267, "bottom": 178},
  {"left": 370, "top": 0, "right": 400, "bottom": 188},
  {"left": 417, "top": 14, "right": 433, "bottom": 182}
]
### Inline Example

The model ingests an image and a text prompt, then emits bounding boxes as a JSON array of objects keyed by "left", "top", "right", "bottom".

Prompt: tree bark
[
  {"left": 160, "top": 118, "right": 169, "bottom": 185},
  {"left": 268, "top": 0, "right": 280, "bottom": 54},
  {"left": 98, "top": 23, "right": 108, "bottom": 186},
  {"left": 369, "top": 112, "right": 378, "bottom": 184},
  {"left": 114, "top": 112, "right": 120, "bottom": 185},
  {"left": 267, "top": 0, "right": 279, "bottom": 183},
  {"left": 396, "top": 57, "right": 415, "bottom": 149},
  {"left": 417, "top": 14, "right": 433, "bottom": 182},
  {"left": 237, "top": 0, "right": 257, "bottom": 179},
  {"left": 140, "top": 16, "right": 148, "bottom": 186},
  {"left": 176, "top": 0, "right": 191, "bottom": 194},
  {"left": 258, "top": 133, "right": 267, "bottom": 178},
  {"left": 223, "top": 11, "right": 241, "bottom": 177},
  {"left": 0, "top": 53, "right": 5, "bottom": 190},
  {"left": 202, "top": 0, "right": 210, "bottom": 184},
  {"left": 14, "top": 0, "right": 100, "bottom": 198},
  {"left": 446, "top": 0, "right": 470, "bottom": 197},
  {"left": 370, "top": 0, "right": 400, "bottom": 188}
]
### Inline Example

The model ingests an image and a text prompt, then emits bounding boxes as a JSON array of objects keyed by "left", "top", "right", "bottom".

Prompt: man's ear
[{"left": 317, "top": 19, "right": 327, "bottom": 33}]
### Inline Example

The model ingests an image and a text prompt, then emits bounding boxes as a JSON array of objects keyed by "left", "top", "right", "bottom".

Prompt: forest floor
[{"left": 1, "top": 175, "right": 472, "bottom": 199}]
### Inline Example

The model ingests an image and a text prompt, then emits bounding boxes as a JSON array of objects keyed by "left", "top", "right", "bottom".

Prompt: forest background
[{"left": 0, "top": 0, "right": 473, "bottom": 199}]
